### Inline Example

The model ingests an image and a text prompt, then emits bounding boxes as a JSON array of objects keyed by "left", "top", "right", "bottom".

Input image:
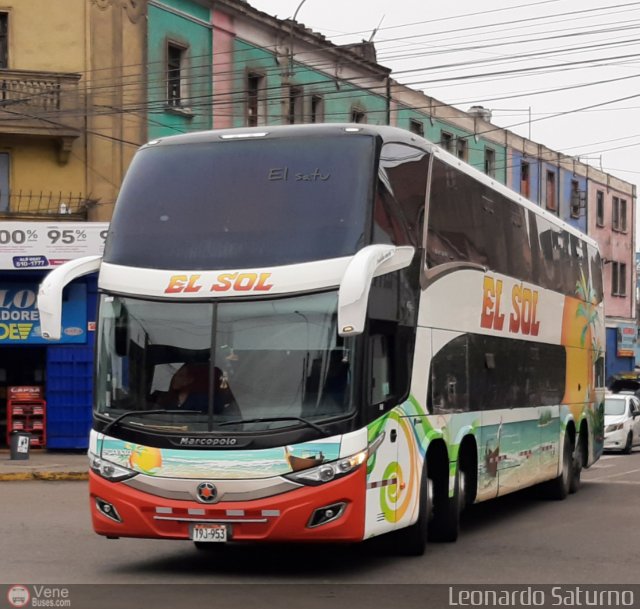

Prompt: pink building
[{"left": 588, "top": 171, "right": 636, "bottom": 378}]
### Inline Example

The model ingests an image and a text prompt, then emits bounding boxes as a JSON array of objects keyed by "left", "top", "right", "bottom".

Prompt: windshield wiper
[
  {"left": 217, "top": 416, "right": 330, "bottom": 437},
  {"left": 102, "top": 409, "right": 203, "bottom": 435}
]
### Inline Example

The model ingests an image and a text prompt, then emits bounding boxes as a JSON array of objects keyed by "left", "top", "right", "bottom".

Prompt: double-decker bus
[{"left": 38, "top": 124, "right": 604, "bottom": 555}]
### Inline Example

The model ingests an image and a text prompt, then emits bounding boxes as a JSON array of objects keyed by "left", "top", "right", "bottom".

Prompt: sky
[{"left": 248, "top": 0, "right": 640, "bottom": 244}]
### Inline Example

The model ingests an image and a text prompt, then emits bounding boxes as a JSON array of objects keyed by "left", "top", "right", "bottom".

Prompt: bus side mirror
[
  {"left": 338, "top": 245, "right": 415, "bottom": 337},
  {"left": 38, "top": 255, "right": 102, "bottom": 340}
]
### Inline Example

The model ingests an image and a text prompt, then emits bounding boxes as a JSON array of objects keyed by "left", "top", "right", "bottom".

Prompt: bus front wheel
[
  {"left": 392, "top": 460, "right": 432, "bottom": 556},
  {"left": 428, "top": 463, "right": 463, "bottom": 543}
]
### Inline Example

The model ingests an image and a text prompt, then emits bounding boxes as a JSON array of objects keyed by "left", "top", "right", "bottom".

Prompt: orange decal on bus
[
  {"left": 210, "top": 272, "right": 274, "bottom": 292},
  {"left": 481, "top": 276, "right": 540, "bottom": 337},
  {"left": 210, "top": 273, "right": 236, "bottom": 292},
  {"left": 165, "top": 274, "right": 202, "bottom": 294},
  {"left": 509, "top": 285, "right": 540, "bottom": 336},
  {"left": 480, "top": 276, "right": 505, "bottom": 331}
]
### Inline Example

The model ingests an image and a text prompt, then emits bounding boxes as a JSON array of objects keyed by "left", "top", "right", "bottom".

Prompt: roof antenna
[{"left": 368, "top": 15, "right": 385, "bottom": 42}]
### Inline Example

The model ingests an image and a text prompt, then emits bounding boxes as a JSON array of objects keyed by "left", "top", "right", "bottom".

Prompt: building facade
[
  {"left": 0, "top": 0, "right": 144, "bottom": 448},
  {"left": 1, "top": 0, "right": 635, "bottom": 448}
]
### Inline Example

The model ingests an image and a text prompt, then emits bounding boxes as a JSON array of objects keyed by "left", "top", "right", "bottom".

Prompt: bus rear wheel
[
  {"left": 545, "top": 433, "right": 572, "bottom": 500},
  {"left": 569, "top": 436, "right": 583, "bottom": 494}
]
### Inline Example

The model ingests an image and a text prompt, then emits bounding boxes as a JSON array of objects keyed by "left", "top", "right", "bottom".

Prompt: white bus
[{"left": 38, "top": 124, "right": 604, "bottom": 555}]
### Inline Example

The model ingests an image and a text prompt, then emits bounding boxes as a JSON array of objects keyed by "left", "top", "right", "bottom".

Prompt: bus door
[{"left": 363, "top": 333, "right": 410, "bottom": 538}]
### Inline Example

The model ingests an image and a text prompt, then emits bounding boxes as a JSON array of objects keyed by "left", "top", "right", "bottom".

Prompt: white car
[{"left": 604, "top": 394, "right": 640, "bottom": 453}]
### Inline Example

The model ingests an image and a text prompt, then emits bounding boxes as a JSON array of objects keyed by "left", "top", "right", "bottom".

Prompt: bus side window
[
  {"left": 379, "top": 143, "right": 429, "bottom": 247},
  {"left": 589, "top": 246, "right": 603, "bottom": 303},
  {"left": 429, "top": 334, "right": 469, "bottom": 414}
]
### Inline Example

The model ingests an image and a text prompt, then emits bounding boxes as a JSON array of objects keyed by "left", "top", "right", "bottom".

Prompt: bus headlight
[
  {"left": 285, "top": 450, "right": 367, "bottom": 486},
  {"left": 89, "top": 452, "right": 137, "bottom": 482}
]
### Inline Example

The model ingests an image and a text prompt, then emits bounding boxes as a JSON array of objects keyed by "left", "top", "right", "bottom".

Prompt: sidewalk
[{"left": 0, "top": 448, "right": 89, "bottom": 481}]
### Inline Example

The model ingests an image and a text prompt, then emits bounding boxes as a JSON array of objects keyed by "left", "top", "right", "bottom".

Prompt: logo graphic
[
  {"left": 179, "top": 437, "right": 238, "bottom": 447},
  {"left": 7, "top": 585, "right": 30, "bottom": 608},
  {"left": 196, "top": 482, "right": 218, "bottom": 503}
]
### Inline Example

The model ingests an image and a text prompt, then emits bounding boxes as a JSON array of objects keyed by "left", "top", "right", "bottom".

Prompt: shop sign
[
  {"left": 617, "top": 323, "right": 636, "bottom": 358},
  {"left": 0, "top": 283, "right": 87, "bottom": 344},
  {"left": 0, "top": 222, "right": 108, "bottom": 269},
  {"left": 8, "top": 386, "right": 44, "bottom": 400}
]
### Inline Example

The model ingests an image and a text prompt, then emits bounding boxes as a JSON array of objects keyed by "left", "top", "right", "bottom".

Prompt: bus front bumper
[{"left": 89, "top": 468, "right": 366, "bottom": 542}]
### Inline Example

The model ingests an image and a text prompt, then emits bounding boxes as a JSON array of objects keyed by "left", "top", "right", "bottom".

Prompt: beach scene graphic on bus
[
  {"left": 363, "top": 267, "right": 604, "bottom": 532},
  {"left": 100, "top": 437, "right": 340, "bottom": 479}
]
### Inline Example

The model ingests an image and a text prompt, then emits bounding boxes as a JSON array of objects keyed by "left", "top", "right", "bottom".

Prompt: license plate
[{"left": 190, "top": 524, "right": 228, "bottom": 542}]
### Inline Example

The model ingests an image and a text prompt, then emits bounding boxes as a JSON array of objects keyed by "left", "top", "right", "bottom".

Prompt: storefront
[
  {"left": 605, "top": 320, "right": 637, "bottom": 386},
  {"left": 0, "top": 222, "right": 108, "bottom": 449}
]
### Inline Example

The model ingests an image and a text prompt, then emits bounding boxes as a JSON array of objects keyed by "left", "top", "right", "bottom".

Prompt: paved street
[{"left": 1, "top": 449, "right": 638, "bottom": 586}]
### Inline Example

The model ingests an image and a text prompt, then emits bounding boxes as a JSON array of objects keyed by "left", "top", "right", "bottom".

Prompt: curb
[{"left": 0, "top": 471, "right": 89, "bottom": 482}]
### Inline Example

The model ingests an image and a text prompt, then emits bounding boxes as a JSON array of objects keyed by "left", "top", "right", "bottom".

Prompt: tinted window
[
  {"left": 588, "top": 245, "right": 604, "bottom": 303},
  {"left": 427, "top": 159, "right": 602, "bottom": 304},
  {"left": 427, "top": 159, "right": 511, "bottom": 272},
  {"left": 429, "top": 333, "right": 566, "bottom": 413},
  {"left": 534, "top": 216, "right": 565, "bottom": 294},
  {"left": 378, "top": 143, "right": 429, "bottom": 245},
  {"left": 104, "top": 136, "right": 375, "bottom": 269},
  {"left": 430, "top": 334, "right": 469, "bottom": 413}
]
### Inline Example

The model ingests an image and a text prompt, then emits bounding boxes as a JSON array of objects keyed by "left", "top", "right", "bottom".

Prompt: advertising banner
[
  {"left": 0, "top": 282, "right": 87, "bottom": 344},
  {"left": 0, "top": 222, "right": 108, "bottom": 270},
  {"left": 617, "top": 323, "right": 636, "bottom": 357}
]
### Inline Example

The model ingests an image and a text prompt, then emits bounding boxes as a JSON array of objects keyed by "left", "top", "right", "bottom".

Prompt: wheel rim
[
  {"left": 427, "top": 478, "right": 434, "bottom": 521},
  {"left": 458, "top": 469, "right": 466, "bottom": 515},
  {"left": 562, "top": 443, "right": 571, "bottom": 485}
]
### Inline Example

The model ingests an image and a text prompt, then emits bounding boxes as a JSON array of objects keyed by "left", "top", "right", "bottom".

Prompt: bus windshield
[
  {"left": 95, "top": 292, "right": 356, "bottom": 433},
  {"left": 103, "top": 135, "right": 375, "bottom": 270}
]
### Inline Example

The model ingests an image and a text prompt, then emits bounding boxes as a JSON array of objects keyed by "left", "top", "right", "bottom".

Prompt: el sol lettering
[
  {"left": 480, "top": 276, "right": 540, "bottom": 336},
  {"left": 165, "top": 272, "right": 274, "bottom": 294}
]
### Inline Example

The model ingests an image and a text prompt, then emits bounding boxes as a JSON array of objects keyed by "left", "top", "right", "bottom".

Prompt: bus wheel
[
  {"left": 546, "top": 433, "right": 572, "bottom": 500},
  {"left": 393, "top": 461, "right": 432, "bottom": 556},
  {"left": 428, "top": 463, "right": 462, "bottom": 543},
  {"left": 569, "top": 437, "right": 583, "bottom": 494}
]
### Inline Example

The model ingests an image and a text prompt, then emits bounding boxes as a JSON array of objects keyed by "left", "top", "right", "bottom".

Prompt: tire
[
  {"left": 545, "top": 433, "right": 572, "bottom": 500},
  {"left": 623, "top": 432, "right": 633, "bottom": 455},
  {"left": 569, "top": 437, "right": 583, "bottom": 494},
  {"left": 392, "top": 461, "right": 432, "bottom": 556},
  {"left": 428, "top": 463, "right": 463, "bottom": 543}
]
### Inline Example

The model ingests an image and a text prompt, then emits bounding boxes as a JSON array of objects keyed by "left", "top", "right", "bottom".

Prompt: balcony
[
  {"left": 0, "top": 191, "right": 95, "bottom": 220},
  {"left": 0, "top": 69, "right": 82, "bottom": 163}
]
